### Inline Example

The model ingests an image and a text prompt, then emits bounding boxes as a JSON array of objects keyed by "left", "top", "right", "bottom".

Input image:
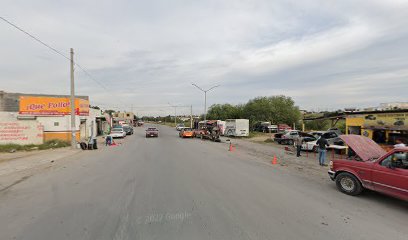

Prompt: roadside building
[
  {"left": 303, "top": 106, "right": 408, "bottom": 148},
  {"left": 345, "top": 109, "right": 408, "bottom": 147},
  {"left": 0, "top": 91, "right": 103, "bottom": 144},
  {"left": 112, "top": 111, "right": 135, "bottom": 126}
]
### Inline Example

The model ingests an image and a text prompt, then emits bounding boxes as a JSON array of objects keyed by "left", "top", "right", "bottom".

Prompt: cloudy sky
[{"left": 1, "top": 0, "right": 408, "bottom": 116}]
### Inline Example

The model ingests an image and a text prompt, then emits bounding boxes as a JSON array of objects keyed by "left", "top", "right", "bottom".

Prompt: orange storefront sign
[{"left": 19, "top": 96, "right": 89, "bottom": 116}]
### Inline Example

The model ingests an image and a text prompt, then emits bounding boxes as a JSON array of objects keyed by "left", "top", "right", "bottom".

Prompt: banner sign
[{"left": 19, "top": 96, "right": 89, "bottom": 116}]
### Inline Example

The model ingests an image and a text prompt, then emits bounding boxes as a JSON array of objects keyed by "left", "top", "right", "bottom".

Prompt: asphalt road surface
[{"left": 0, "top": 125, "right": 407, "bottom": 240}]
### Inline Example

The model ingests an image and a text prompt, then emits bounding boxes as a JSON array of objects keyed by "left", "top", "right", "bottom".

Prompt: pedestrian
[
  {"left": 295, "top": 135, "right": 304, "bottom": 157},
  {"left": 316, "top": 136, "right": 330, "bottom": 166},
  {"left": 394, "top": 139, "right": 406, "bottom": 148},
  {"left": 105, "top": 135, "right": 112, "bottom": 146}
]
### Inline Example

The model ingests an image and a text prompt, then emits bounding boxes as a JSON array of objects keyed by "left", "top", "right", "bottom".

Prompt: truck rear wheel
[{"left": 335, "top": 172, "right": 363, "bottom": 196}]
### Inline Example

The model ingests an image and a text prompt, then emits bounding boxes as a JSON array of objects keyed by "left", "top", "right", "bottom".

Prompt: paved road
[{"left": 0, "top": 125, "right": 406, "bottom": 240}]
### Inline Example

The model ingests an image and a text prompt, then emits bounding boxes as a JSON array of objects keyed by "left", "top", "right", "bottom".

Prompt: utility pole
[
  {"left": 174, "top": 106, "right": 177, "bottom": 126},
  {"left": 190, "top": 105, "right": 193, "bottom": 128},
  {"left": 191, "top": 83, "right": 220, "bottom": 122},
  {"left": 168, "top": 102, "right": 177, "bottom": 126},
  {"left": 70, "top": 48, "right": 76, "bottom": 149}
]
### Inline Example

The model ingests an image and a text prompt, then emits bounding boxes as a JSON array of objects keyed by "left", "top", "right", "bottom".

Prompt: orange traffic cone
[
  {"left": 229, "top": 143, "right": 234, "bottom": 152},
  {"left": 272, "top": 155, "right": 277, "bottom": 165}
]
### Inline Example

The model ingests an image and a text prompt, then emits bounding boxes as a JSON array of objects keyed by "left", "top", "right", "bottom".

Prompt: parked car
[
  {"left": 145, "top": 127, "right": 159, "bottom": 138},
  {"left": 176, "top": 124, "right": 185, "bottom": 131},
  {"left": 327, "top": 127, "right": 342, "bottom": 135},
  {"left": 278, "top": 124, "right": 292, "bottom": 132},
  {"left": 253, "top": 122, "right": 278, "bottom": 133},
  {"left": 110, "top": 127, "right": 127, "bottom": 138},
  {"left": 328, "top": 135, "right": 408, "bottom": 201},
  {"left": 301, "top": 136, "right": 318, "bottom": 151},
  {"left": 309, "top": 131, "right": 324, "bottom": 139},
  {"left": 123, "top": 125, "right": 134, "bottom": 135},
  {"left": 306, "top": 131, "right": 344, "bottom": 152},
  {"left": 274, "top": 130, "right": 300, "bottom": 145},
  {"left": 179, "top": 128, "right": 194, "bottom": 138}
]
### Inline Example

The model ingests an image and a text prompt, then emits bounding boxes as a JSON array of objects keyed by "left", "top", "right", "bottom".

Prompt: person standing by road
[
  {"left": 394, "top": 139, "right": 406, "bottom": 148},
  {"left": 295, "top": 135, "right": 304, "bottom": 157},
  {"left": 316, "top": 136, "right": 330, "bottom": 166}
]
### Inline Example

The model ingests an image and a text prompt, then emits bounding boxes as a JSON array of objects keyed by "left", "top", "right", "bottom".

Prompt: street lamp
[
  {"left": 168, "top": 102, "right": 177, "bottom": 126},
  {"left": 191, "top": 83, "right": 220, "bottom": 122}
]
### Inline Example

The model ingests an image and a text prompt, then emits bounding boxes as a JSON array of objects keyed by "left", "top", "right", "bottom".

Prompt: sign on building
[{"left": 19, "top": 96, "right": 89, "bottom": 116}]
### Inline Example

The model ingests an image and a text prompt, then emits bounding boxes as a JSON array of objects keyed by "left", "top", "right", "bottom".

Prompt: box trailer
[{"left": 225, "top": 119, "right": 249, "bottom": 137}]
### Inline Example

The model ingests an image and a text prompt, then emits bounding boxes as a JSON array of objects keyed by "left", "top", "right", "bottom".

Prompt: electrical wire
[
  {"left": 0, "top": 16, "right": 111, "bottom": 94},
  {"left": 0, "top": 16, "right": 70, "bottom": 61}
]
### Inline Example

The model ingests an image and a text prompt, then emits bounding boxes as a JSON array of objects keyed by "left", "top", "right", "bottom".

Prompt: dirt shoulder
[
  {"left": 0, "top": 136, "right": 114, "bottom": 192},
  {"left": 222, "top": 135, "right": 335, "bottom": 180}
]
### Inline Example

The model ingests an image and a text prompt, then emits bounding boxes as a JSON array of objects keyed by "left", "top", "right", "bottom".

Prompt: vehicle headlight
[{"left": 329, "top": 161, "right": 334, "bottom": 170}]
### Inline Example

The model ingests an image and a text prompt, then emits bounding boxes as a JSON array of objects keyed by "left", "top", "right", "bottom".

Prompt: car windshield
[{"left": 183, "top": 128, "right": 192, "bottom": 131}]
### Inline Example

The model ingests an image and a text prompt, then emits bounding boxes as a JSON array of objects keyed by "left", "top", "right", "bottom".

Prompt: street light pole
[
  {"left": 191, "top": 83, "right": 220, "bottom": 122},
  {"left": 168, "top": 102, "right": 177, "bottom": 126}
]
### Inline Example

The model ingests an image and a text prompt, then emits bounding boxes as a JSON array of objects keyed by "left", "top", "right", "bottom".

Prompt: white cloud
[{"left": 1, "top": 0, "right": 408, "bottom": 116}]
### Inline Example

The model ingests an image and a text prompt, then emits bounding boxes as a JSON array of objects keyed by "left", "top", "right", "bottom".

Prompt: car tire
[
  {"left": 288, "top": 139, "right": 294, "bottom": 145},
  {"left": 335, "top": 172, "right": 363, "bottom": 196}
]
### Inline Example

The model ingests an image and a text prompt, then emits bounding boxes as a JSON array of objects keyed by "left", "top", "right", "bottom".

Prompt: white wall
[
  {"left": 37, "top": 115, "right": 80, "bottom": 132},
  {"left": 0, "top": 112, "right": 43, "bottom": 145}
]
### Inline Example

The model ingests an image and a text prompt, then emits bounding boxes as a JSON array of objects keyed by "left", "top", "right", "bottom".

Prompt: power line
[
  {"left": 0, "top": 16, "right": 110, "bottom": 92},
  {"left": 0, "top": 16, "right": 70, "bottom": 61}
]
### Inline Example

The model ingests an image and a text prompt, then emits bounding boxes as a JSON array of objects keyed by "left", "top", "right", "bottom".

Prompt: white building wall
[
  {"left": 37, "top": 115, "right": 81, "bottom": 132},
  {"left": 0, "top": 112, "right": 43, "bottom": 145}
]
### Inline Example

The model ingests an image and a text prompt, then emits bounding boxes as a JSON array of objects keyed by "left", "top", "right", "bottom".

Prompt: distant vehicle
[
  {"left": 110, "top": 127, "right": 126, "bottom": 138},
  {"left": 137, "top": 121, "right": 144, "bottom": 127},
  {"left": 253, "top": 122, "right": 278, "bottom": 133},
  {"left": 309, "top": 131, "right": 324, "bottom": 139},
  {"left": 278, "top": 124, "right": 292, "bottom": 132},
  {"left": 145, "top": 127, "right": 159, "bottom": 138},
  {"left": 225, "top": 119, "right": 249, "bottom": 137},
  {"left": 179, "top": 128, "right": 194, "bottom": 138},
  {"left": 328, "top": 135, "right": 408, "bottom": 201},
  {"left": 274, "top": 130, "right": 300, "bottom": 145},
  {"left": 321, "top": 131, "right": 342, "bottom": 145},
  {"left": 301, "top": 136, "right": 318, "bottom": 151},
  {"left": 123, "top": 125, "right": 134, "bottom": 135},
  {"left": 217, "top": 120, "right": 226, "bottom": 135},
  {"left": 327, "top": 127, "right": 342, "bottom": 135},
  {"left": 196, "top": 120, "right": 221, "bottom": 141},
  {"left": 306, "top": 131, "right": 343, "bottom": 151},
  {"left": 176, "top": 123, "right": 185, "bottom": 131}
]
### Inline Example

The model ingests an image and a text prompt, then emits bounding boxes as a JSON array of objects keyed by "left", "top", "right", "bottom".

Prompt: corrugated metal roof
[{"left": 340, "top": 135, "right": 387, "bottom": 161}]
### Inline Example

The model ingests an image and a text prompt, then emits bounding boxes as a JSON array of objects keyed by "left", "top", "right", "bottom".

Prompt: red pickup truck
[{"left": 328, "top": 135, "right": 408, "bottom": 201}]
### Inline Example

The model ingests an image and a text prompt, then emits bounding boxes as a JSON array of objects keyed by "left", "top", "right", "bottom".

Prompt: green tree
[
  {"left": 103, "top": 109, "right": 115, "bottom": 116},
  {"left": 304, "top": 119, "right": 330, "bottom": 131},
  {"left": 243, "top": 95, "right": 301, "bottom": 126},
  {"left": 207, "top": 104, "right": 244, "bottom": 120}
]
